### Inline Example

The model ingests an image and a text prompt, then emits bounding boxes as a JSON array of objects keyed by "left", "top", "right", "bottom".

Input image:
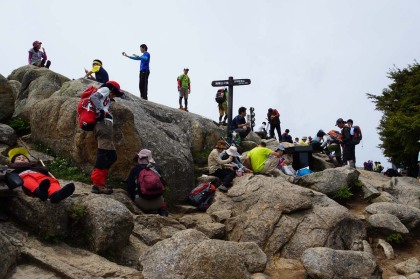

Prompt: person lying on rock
[
  {"left": 207, "top": 140, "right": 236, "bottom": 192},
  {"left": 7, "top": 148, "right": 75, "bottom": 203},
  {"left": 126, "top": 149, "right": 168, "bottom": 216}
]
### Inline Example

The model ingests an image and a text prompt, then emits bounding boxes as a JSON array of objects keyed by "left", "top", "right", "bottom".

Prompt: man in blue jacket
[{"left": 122, "top": 44, "right": 150, "bottom": 100}]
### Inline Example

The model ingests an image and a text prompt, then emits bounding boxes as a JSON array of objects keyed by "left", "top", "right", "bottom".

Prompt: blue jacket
[{"left": 129, "top": 52, "right": 150, "bottom": 71}]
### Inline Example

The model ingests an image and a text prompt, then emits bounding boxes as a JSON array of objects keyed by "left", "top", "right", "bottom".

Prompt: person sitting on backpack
[
  {"left": 83, "top": 59, "right": 109, "bottom": 83},
  {"left": 208, "top": 140, "right": 236, "bottom": 192},
  {"left": 127, "top": 149, "right": 168, "bottom": 216},
  {"left": 28, "top": 41, "right": 51, "bottom": 68},
  {"left": 230, "top": 107, "right": 251, "bottom": 140},
  {"left": 7, "top": 147, "right": 75, "bottom": 203}
]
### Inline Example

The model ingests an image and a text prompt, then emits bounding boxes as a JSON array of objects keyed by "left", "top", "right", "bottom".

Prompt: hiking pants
[
  {"left": 20, "top": 172, "right": 61, "bottom": 198},
  {"left": 139, "top": 70, "right": 150, "bottom": 100},
  {"left": 342, "top": 144, "right": 356, "bottom": 165},
  {"left": 269, "top": 122, "right": 281, "bottom": 140},
  {"left": 213, "top": 168, "right": 236, "bottom": 187},
  {"left": 91, "top": 149, "right": 117, "bottom": 186}
]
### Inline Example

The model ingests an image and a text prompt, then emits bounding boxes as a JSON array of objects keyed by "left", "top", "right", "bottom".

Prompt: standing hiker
[
  {"left": 122, "top": 44, "right": 150, "bottom": 100},
  {"left": 90, "top": 81, "right": 124, "bottom": 194},
  {"left": 177, "top": 68, "right": 191, "bottom": 111},
  {"left": 267, "top": 108, "right": 281, "bottom": 140}
]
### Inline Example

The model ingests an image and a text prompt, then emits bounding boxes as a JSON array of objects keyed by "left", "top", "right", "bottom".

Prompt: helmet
[{"left": 105, "top": 81, "right": 123, "bottom": 97}]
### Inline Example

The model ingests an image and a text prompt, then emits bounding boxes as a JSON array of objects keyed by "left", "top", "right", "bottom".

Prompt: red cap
[{"left": 33, "top": 41, "right": 42, "bottom": 47}]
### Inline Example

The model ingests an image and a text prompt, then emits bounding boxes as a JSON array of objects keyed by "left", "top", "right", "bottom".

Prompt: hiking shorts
[
  {"left": 218, "top": 103, "right": 227, "bottom": 116},
  {"left": 94, "top": 119, "right": 115, "bottom": 150},
  {"left": 135, "top": 195, "right": 164, "bottom": 211},
  {"left": 179, "top": 88, "right": 189, "bottom": 99}
]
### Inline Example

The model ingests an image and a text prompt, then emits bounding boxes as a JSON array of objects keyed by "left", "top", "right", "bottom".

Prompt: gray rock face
[
  {"left": 367, "top": 213, "right": 409, "bottom": 234},
  {"left": 7, "top": 66, "right": 70, "bottom": 120},
  {"left": 294, "top": 166, "right": 360, "bottom": 196},
  {"left": 0, "top": 232, "right": 18, "bottom": 278},
  {"left": 301, "top": 247, "right": 377, "bottom": 279},
  {"left": 24, "top": 75, "right": 224, "bottom": 202},
  {"left": 5, "top": 190, "right": 69, "bottom": 237},
  {"left": 0, "top": 74, "right": 14, "bottom": 121},
  {"left": 385, "top": 177, "right": 420, "bottom": 209},
  {"left": 394, "top": 257, "right": 420, "bottom": 275},
  {"left": 81, "top": 196, "right": 134, "bottom": 253},
  {"left": 0, "top": 123, "right": 17, "bottom": 146},
  {"left": 365, "top": 202, "right": 420, "bottom": 229},
  {"left": 207, "top": 175, "right": 365, "bottom": 260},
  {"left": 139, "top": 229, "right": 267, "bottom": 279},
  {"left": 133, "top": 214, "right": 186, "bottom": 246}
]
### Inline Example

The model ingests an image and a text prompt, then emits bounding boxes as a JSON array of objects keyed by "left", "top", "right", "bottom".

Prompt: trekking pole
[{"left": 18, "top": 138, "right": 56, "bottom": 179}]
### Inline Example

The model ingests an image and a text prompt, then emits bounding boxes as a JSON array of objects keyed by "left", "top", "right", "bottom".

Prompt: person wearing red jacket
[
  {"left": 7, "top": 147, "right": 74, "bottom": 203},
  {"left": 267, "top": 108, "right": 281, "bottom": 140}
]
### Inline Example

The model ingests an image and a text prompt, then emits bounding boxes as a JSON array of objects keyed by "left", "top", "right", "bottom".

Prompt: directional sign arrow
[
  {"left": 211, "top": 80, "right": 230, "bottom": 87},
  {"left": 232, "top": 79, "right": 251, "bottom": 86}
]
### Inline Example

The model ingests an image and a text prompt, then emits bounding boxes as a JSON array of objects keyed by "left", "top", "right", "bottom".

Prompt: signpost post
[{"left": 211, "top": 77, "right": 251, "bottom": 138}]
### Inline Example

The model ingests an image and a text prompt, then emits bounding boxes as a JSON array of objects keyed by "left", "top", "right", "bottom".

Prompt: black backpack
[{"left": 215, "top": 89, "right": 226, "bottom": 104}]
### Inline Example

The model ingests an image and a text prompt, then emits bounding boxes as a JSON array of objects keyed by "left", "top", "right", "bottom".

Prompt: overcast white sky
[{"left": 2, "top": 0, "right": 420, "bottom": 169}]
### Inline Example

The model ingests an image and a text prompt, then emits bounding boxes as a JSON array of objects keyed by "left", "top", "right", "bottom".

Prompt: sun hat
[
  {"left": 137, "top": 149, "right": 156, "bottom": 164},
  {"left": 226, "top": 146, "right": 240, "bottom": 157},
  {"left": 275, "top": 144, "right": 285, "bottom": 151},
  {"left": 302, "top": 136, "right": 308, "bottom": 140},
  {"left": 8, "top": 147, "right": 29, "bottom": 162}
]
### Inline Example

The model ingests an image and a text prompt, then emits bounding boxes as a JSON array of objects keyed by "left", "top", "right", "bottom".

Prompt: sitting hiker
[
  {"left": 244, "top": 144, "right": 285, "bottom": 177},
  {"left": 311, "top": 130, "right": 326, "bottom": 152},
  {"left": 127, "top": 149, "right": 168, "bottom": 216},
  {"left": 220, "top": 145, "right": 252, "bottom": 175},
  {"left": 294, "top": 137, "right": 299, "bottom": 144},
  {"left": 322, "top": 131, "right": 344, "bottom": 166},
  {"left": 28, "top": 40, "right": 51, "bottom": 68},
  {"left": 255, "top": 122, "right": 267, "bottom": 139},
  {"left": 281, "top": 129, "right": 293, "bottom": 143},
  {"left": 83, "top": 59, "right": 109, "bottom": 83},
  {"left": 208, "top": 140, "right": 236, "bottom": 192},
  {"left": 7, "top": 148, "right": 75, "bottom": 203},
  {"left": 230, "top": 106, "right": 251, "bottom": 140}
]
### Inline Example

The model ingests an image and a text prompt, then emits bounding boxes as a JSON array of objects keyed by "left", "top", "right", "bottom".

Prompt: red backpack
[
  {"left": 77, "top": 86, "right": 98, "bottom": 131},
  {"left": 137, "top": 167, "right": 165, "bottom": 197},
  {"left": 327, "top": 130, "right": 343, "bottom": 143}
]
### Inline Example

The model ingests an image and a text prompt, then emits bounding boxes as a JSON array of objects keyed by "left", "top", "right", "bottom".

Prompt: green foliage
[
  {"left": 68, "top": 204, "right": 87, "bottom": 220},
  {"left": 353, "top": 180, "right": 364, "bottom": 187},
  {"left": 386, "top": 232, "right": 404, "bottom": 244},
  {"left": 367, "top": 62, "right": 420, "bottom": 176},
  {"left": 47, "top": 156, "right": 91, "bottom": 183},
  {"left": 333, "top": 185, "right": 354, "bottom": 200},
  {"left": 7, "top": 118, "right": 31, "bottom": 136}
]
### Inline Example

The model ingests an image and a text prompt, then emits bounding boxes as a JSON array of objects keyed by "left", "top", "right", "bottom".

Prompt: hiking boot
[
  {"left": 179, "top": 106, "right": 184, "bottom": 110},
  {"left": 50, "top": 183, "right": 75, "bottom": 203},
  {"left": 218, "top": 185, "right": 228, "bottom": 192},
  {"left": 36, "top": 179, "right": 50, "bottom": 201},
  {"left": 91, "top": 185, "right": 113, "bottom": 195},
  {"left": 45, "top": 60, "right": 51, "bottom": 69},
  {"left": 184, "top": 107, "right": 189, "bottom": 112}
]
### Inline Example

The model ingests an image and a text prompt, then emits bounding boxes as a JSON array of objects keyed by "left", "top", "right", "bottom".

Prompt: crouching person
[
  {"left": 7, "top": 148, "right": 75, "bottom": 203},
  {"left": 208, "top": 140, "right": 236, "bottom": 192},
  {"left": 127, "top": 149, "right": 168, "bottom": 216}
]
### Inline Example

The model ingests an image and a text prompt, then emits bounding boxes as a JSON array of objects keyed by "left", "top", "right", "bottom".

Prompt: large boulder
[
  {"left": 301, "top": 247, "right": 377, "bottom": 279},
  {"left": 139, "top": 229, "right": 267, "bottom": 279},
  {"left": 0, "top": 74, "right": 14, "bottom": 121},
  {"left": 207, "top": 174, "right": 366, "bottom": 260},
  {"left": 7, "top": 65, "right": 70, "bottom": 120},
  {"left": 27, "top": 77, "right": 224, "bottom": 202},
  {"left": 0, "top": 232, "right": 19, "bottom": 278},
  {"left": 367, "top": 213, "right": 409, "bottom": 234},
  {"left": 0, "top": 123, "right": 17, "bottom": 146},
  {"left": 365, "top": 202, "right": 420, "bottom": 230},
  {"left": 294, "top": 166, "right": 360, "bottom": 196},
  {"left": 384, "top": 177, "right": 420, "bottom": 209},
  {"left": 80, "top": 196, "right": 134, "bottom": 253}
]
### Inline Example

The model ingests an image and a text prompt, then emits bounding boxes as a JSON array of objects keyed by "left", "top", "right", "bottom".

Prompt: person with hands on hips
[{"left": 89, "top": 81, "right": 124, "bottom": 195}]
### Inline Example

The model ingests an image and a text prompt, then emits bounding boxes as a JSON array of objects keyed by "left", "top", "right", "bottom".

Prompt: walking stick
[{"left": 18, "top": 138, "right": 56, "bottom": 179}]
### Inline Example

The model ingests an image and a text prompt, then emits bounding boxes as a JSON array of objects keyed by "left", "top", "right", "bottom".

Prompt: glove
[{"left": 97, "top": 110, "right": 105, "bottom": 121}]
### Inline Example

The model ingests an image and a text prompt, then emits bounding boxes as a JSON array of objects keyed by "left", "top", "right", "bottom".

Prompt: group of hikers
[{"left": 363, "top": 160, "right": 384, "bottom": 173}]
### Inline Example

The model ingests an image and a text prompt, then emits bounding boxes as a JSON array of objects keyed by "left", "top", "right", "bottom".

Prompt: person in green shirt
[
  {"left": 177, "top": 68, "right": 191, "bottom": 111},
  {"left": 218, "top": 88, "right": 228, "bottom": 125},
  {"left": 245, "top": 144, "right": 285, "bottom": 176}
]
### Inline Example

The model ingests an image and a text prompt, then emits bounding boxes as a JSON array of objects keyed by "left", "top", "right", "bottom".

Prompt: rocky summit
[{"left": 0, "top": 66, "right": 419, "bottom": 278}]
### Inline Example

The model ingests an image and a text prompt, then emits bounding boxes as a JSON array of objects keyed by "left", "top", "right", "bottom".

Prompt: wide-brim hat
[
  {"left": 226, "top": 146, "right": 240, "bottom": 157},
  {"left": 275, "top": 144, "right": 285, "bottom": 151},
  {"left": 137, "top": 149, "right": 156, "bottom": 164},
  {"left": 8, "top": 147, "right": 29, "bottom": 162}
]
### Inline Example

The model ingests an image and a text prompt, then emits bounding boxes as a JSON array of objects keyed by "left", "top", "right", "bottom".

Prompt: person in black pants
[
  {"left": 122, "top": 44, "right": 150, "bottom": 100},
  {"left": 207, "top": 140, "right": 236, "bottom": 192}
]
